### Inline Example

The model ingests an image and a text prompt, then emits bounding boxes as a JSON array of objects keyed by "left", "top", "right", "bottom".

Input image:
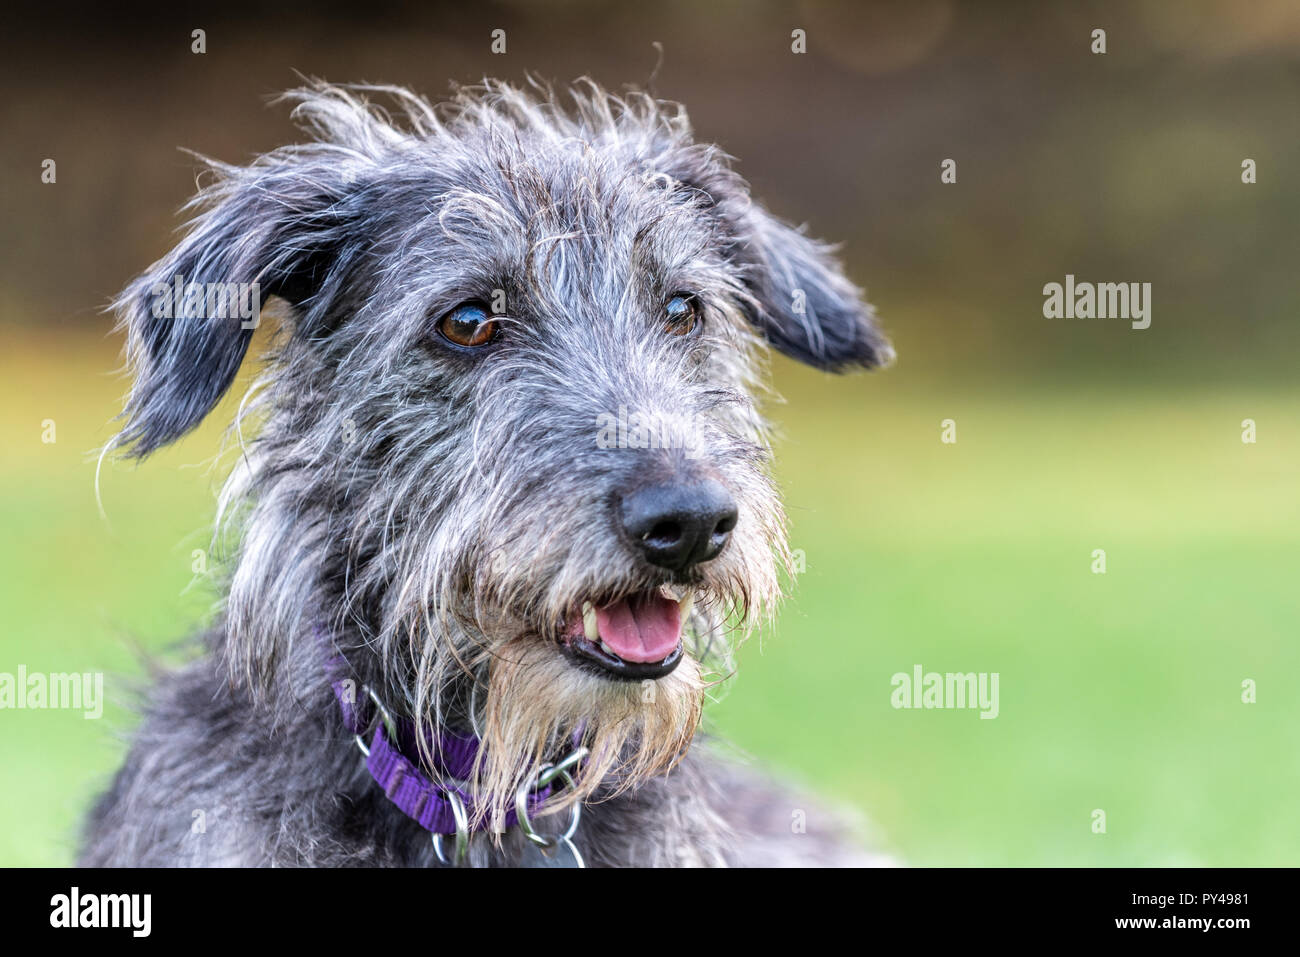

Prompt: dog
[{"left": 81, "top": 79, "right": 893, "bottom": 867}]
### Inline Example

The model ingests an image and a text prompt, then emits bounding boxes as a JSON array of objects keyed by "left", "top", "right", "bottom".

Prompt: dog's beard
[
  {"left": 386, "top": 496, "right": 782, "bottom": 835},
  {"left": 470, "top": 636, "right": 706, "bottom": 833}
]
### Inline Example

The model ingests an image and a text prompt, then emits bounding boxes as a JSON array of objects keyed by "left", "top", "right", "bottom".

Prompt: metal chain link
[{"left": 352, "top": 684, "right": 587, "bottom": 867}]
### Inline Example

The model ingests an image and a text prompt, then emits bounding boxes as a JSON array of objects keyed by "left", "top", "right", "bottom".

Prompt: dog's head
[{"left": 112, "top": 80, "right": 890, "bottom": 825}]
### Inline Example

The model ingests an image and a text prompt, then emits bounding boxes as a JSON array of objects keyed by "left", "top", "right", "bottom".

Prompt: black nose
[{"left": 620, "top": 480, "right": 738, "bottom": 572}]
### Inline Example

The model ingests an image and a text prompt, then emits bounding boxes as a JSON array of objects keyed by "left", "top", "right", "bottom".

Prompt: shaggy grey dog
[{"left": 81, "top": 79, "right": 892, "bottom": 867}]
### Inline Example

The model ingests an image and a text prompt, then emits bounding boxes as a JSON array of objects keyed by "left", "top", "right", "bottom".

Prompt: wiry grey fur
[{"left": 81, "top": 79, "right": 893, "bottom": 867}]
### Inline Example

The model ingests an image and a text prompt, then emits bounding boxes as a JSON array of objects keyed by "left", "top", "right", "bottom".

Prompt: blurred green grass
[{"left": 2, "top": 329, "right": 1297, "bottom": 866}]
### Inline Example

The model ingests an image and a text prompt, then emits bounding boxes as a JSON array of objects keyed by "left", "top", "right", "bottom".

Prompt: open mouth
[{"left": 560, "top": 586, "right": 692, "bottom": 680}]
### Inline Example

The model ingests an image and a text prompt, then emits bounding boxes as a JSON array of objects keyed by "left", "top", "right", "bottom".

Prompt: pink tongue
[{"left": 594, "top": 593, "right": 682, "bottom": 663}]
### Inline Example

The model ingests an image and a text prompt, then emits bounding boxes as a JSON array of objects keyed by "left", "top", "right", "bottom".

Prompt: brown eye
[
  {"left": 437, "top": 302, "right": 498, "bottom": 348},
  {"left": 664, "top": 294, "right": 701, "bottom": 336}
]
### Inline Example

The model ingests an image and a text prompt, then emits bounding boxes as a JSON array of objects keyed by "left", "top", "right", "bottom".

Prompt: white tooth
[
  {"left": 599, "top": 639, "right": 616, "bottom": 656},
  {"left": 679, "top": 590, "right": 694, "bottom": 622},
  {"left": 582, "top": 602, "right": 599, "bottom": 642}
]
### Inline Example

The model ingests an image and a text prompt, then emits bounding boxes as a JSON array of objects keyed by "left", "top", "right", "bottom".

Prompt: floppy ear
[
  {"left": 637, "top": 122, "right": 890, "bottom": 372},
  {"left": 112, "top": 155, "right": 358, "bottom": 457},
  {"left": 736, "top": 204, "right": 893, "bottom": 371}
]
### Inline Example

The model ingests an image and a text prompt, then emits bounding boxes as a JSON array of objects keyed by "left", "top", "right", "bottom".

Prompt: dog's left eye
[
  {"left": 664, "top": 294, "right": 701, "bottom": 337},
  {"left": 436, "top": 302, "right": 499, "bottom": 348}
]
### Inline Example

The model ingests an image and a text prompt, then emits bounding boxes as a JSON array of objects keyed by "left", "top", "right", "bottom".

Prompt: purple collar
[{"left": 322, "top": 640, "right": 557, "bottom": 837}]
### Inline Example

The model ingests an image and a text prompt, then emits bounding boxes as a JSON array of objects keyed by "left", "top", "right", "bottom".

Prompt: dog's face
[{"left": 113, "top": 82, "right": 889, "bottom": 823}]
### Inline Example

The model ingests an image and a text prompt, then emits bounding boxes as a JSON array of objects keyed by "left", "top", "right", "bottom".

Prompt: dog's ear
[
  {"left": 113, "top": 158, "right": 357, "bottom": 457},
  {"left": 733, "top": 202, "right": 892, "bottom": 372}
]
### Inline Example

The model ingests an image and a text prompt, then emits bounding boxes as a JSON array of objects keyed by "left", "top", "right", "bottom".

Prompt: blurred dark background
[{"left": 5, "top": 0, "right": 1298, "bottom": 383}]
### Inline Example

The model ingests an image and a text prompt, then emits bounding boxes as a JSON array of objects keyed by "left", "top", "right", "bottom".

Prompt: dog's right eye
[{"left": 436, "top": 302, "right": 499, "bottom": 348}]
